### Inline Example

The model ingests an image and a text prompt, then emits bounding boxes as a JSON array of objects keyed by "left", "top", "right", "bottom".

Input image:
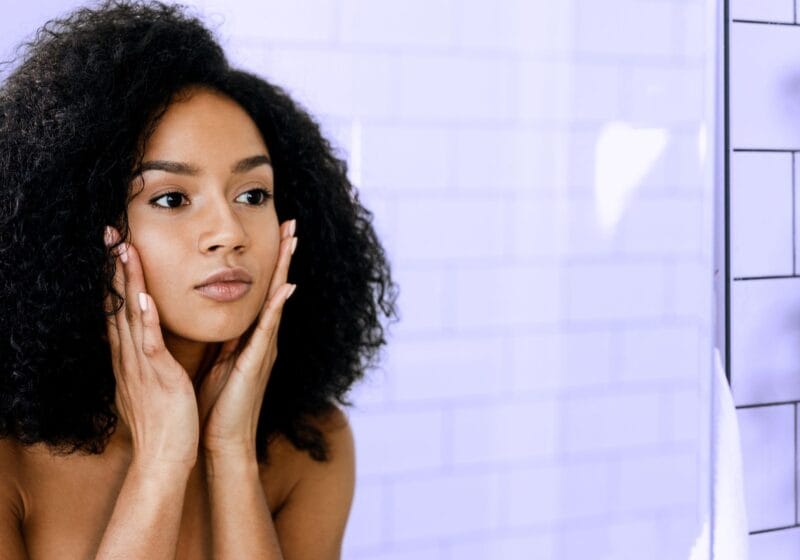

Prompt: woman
[{"left": 0, "top": 1, "right": 398, "bottom": 558}]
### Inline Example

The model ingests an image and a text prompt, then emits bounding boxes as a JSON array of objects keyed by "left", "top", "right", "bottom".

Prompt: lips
[
  {"left": 195, "top": 281, "right": 251, "bottom": 302},
  {"left": 195, "top": 267, "right": 253, "bottom": 288}
]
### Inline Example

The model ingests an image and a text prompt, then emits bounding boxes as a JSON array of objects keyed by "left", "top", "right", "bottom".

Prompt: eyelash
[{"left": 148, "top": 188, "right": 273, "bottom": 210}]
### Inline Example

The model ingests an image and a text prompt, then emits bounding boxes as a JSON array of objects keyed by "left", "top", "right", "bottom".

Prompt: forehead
[{"left": 142, "top": 87, "right": 270, "bottom": 161}]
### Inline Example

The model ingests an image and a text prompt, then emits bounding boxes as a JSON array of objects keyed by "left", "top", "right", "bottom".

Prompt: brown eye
[
  {"left": 149, "top": 191, "right": 186, "bottom": 209},
  {"left": 235, "top": 188, "right": 273, "bottom": 206}
]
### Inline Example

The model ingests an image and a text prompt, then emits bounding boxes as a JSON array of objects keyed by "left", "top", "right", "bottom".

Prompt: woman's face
[{"left": 126, "top": 87, "right": 279, "bottom": 343}]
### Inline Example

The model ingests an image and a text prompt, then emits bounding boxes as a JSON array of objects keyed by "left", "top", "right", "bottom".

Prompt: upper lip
[{"left": 195, "top": 267, "right": 253, "bottom": 287}]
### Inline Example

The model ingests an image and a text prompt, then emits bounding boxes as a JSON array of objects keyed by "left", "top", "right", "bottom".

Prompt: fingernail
[
  {"left": 289, "top": 219, "right": 297, "bottom": 237},
  {"left": 138, "top": 292, "right": 148, "bottom": 312},
  {"left": 286, "top": 284, "right": 297, "bottom": 300},
  {"left": 290, "top": 237, "right": 298, "bottom": 255},
  {"left": 104, "top": 226, "right": 113, "bottom": 247},
  {"left": 120, "top": 243, "right": 129, "bottom": 264}
]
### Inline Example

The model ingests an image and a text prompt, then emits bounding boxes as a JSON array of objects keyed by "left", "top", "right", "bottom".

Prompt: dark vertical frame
[{"left": 724, "top": 0, "right": 731, "bottom": 384}]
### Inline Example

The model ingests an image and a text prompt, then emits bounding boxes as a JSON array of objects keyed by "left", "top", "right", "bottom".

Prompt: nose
[{"left": 197, "top": 191, "right": 248, "bottom": 253}]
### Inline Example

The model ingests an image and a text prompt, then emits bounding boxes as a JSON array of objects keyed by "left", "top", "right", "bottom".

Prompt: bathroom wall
[
  {"left": 0, "top": 1, "right": 717, "bottom": 559},
  {"left": 728, "top": 0, "right": 800, "bottom": 557}
]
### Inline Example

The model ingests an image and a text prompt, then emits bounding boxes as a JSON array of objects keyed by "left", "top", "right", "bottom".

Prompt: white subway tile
[
  {"left": 565, "top": 261, "right": 668, "bottom": 322},
  {"left": 234, "top": 48, "right": 397, "bottom": 119},
  {"left": 620, "top": 196, "right": 705, "bottom": 256},
  {"left": 731, "top": 278, "right": 800, "bottom": 404},
  {"left": 390, "top": 471, "right": 502, "bottom": 541},
  {"left": 359, "top": 124, "right": 450, "bottom": 191},
  {"left": 574, "top": 0, "right": 673, "bottom": 57},
  {"left": 660, "top": 512, "right": 706, "bottom": 560},
  {"left": 347, "top": 543, "right": 444, "bottom": 560},
  {"left": 731, "top": 151, "right": 793, "bottom": 278},
  {"left": 339, "top": 0, "right": 455, "bottom": 48},
  {"left": 732, "top": 0, "right": 795, "bottom": 23},
  {"left": 452, "top": 264, "right": 562, "bottom": 329},
  {"left": 342, "top": 479, "right": 386, "bottom": 551},
  {"left": 451, "top": 399, "right": 558, "bottom": 465},
  {"left": 615, "top": 450, "right": 698, "bottom": 513},
  {"left": 394, "top": 196, "right": 506, "bottom": 262},
  {"left": 348, "top": 368, "right": 390, "bottom": 407},
  {"left": 750, "top": 527, "right": 800, "bottom": 560},
  {"left": 391, "top": 267, "right": 449, "bottom": 336},
  {"left": 397, "top": 54, "right": 514, "bottom": 122},
  {"left": 445, "top": 533, "right": 554, "bottom": 560},
  {"left": 678, "top": 2, "right": 709, "bottom": 61},
  {"left": 349, "top": 407, "right": 444, "bottom": 476},
  {"left": 506, "top": 460, "right": 615, "bottom": 526},
  {"left": 625, "top": 66, "right": 705, "bottom": 126},
  {"left": 619, "top": 325, "right": 701, "bottom": 383},
  {"left": 388, "top": 336, "right": 506, "bottom": 402},
  {"left": 738, "top": 405, "right": 796, "bottom": 531},
  {"left": 669, "top": 258, "right": 714, "bottom": 322},
  {"left": 452, "top": 128, "right": 565, "bottom": 192},
  {"left": 517, "top": 61, "right": 623, "bottom": 122},
  {"left": 510, "top": 195, "right": 567, "bottom": 258},
  {"left": 667, "top": 388, "right": 704, "bottom": 445},
  {"left": 561, "top": 392, "right": 662, "bottom": 453},
  {"left": 510, "top": 329, "right": 615, "bottom": 393},
  {"left": 563, "top": 197, "right": 623, "bottom": 257},
  {"left": 195, "top": 0, "right": 337, "bottom": 42},
  {"left": 453, "top": 0, "right": 521, "bottom": 52},
  {"left": 553, "top": 518, "right": 660, "bottom": 560},
  {"left": 731, "top": 24, "right": 800, "bottom": 148}
]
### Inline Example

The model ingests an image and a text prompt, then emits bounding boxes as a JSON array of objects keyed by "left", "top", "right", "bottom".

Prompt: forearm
[
  {"left": 205, "top": 453, "right": 283, "bottom": 559},
  {"left": 93, "top": 460, "right": 192, "bottom": 560}
]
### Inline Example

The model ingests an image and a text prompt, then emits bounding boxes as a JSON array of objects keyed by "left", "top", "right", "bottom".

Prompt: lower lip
[{"left": 194, "top": 282, "right": 252, "bottom": 302}]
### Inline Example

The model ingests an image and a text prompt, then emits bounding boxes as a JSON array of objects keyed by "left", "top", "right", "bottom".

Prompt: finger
[
  {"left": 256, "top": 282, "right": 296, "bottom": 344},
  {"left": 280, "top": 218, "right": 294, "bottom": 240},
  {"left": 137, "top": 291, "right": 179, "bottom": 384},
  {"left": 120, "top": 240, "right": 148, "bottom": 353},
  {"left": 105, "top": 227, "right": 134, "bottom": 372},
  {"left": 267, "top": 232, "right": 296, "bottom": 301}
]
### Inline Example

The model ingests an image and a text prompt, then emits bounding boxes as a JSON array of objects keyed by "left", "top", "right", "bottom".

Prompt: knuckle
[{"left": 141, "top": 339, "right": 162, "bottom": 357}]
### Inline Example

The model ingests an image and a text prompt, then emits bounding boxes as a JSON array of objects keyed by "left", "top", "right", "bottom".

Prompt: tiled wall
[
  {"left": 1, "top": 1, "right": 717, "bottom": 559},
  {"left": 729, "top": 0, "right": 800, "bottom": 557}
]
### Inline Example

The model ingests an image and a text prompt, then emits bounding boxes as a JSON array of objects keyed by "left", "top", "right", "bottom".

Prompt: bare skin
[
  {"left": 0, "top": 406, "right": 353, "bottom": 559},
  {"left": 0, "top": 87, "right": 355, "bottom": 559}
]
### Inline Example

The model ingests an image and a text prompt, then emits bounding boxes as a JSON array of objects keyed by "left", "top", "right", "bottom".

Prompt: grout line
[
  {"left": 733, "top": 273, "right": 800, "bottom": 280},
  {"left": 733, "top": 148, "right": 800, "bottom": 153},
  {"left": 737, "top": 400, "right": 800, "bottom": 410},
  {"left": 732, "top": 18, "right": 800, "bottom": 26},
  {"left": 750, "top": 523, "right": 800, "bottom": 535}
]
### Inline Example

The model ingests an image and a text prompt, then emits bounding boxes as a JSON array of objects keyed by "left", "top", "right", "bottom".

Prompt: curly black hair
[{"left": 0, "top": 0, "right": 399, "bottom": 464}]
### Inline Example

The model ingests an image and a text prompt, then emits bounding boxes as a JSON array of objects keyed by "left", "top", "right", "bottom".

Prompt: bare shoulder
[
  {"left": 268, "top": 405, "right": 356, "bottom": 558},
  {"left": 0, "top": 437, "right": 25, "bottom": 520}
]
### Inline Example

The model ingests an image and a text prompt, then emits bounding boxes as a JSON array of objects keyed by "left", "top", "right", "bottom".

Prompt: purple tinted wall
[{"left": 0, "top": 1, "right": 717, "bottom": 559}]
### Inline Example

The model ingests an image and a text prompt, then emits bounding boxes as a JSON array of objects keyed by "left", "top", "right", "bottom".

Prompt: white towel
[{"left": 690, "top": 347, "right": 749, "bottom": 560}]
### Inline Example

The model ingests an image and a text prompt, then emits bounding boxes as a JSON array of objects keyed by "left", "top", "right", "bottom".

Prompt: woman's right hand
[{"left": 104, "top": 226, "right": 199, "bottom": 471}]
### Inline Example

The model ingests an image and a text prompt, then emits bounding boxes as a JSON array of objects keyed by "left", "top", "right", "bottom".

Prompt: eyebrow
[{"left": 135, "top": 154, "right": 272, "bottom": 176}]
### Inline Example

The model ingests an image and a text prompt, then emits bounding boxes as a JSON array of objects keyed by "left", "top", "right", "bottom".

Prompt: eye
[
  {"left": 149, "top": 188, "right": 273, "bottom": 210},
  {"left": 235, "top": 188, "right": 273, "bottom": 206}
]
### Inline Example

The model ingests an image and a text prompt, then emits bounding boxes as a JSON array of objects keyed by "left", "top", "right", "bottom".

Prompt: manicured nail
[
  {"left": 286, "top": 284, "right": 297, "bottom": 300},
  {"left": 290, "top": 237, "right": 298, "bottom": 255},
  {"left": 289, "top": 219, "right": 297, "bottom": 237},
  {"left": 138, "top": 292, "right": 148, "bottom": 312},
  {"left": 120, "top": 243, "right": 129, "bottom": 264},
  {"left": 104, "top": 226, "right": 113, "bottom": 247}
]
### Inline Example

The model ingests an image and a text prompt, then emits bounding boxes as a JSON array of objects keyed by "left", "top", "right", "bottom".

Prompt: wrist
[
  {"left": 204, "top": 448, "right": 259, "bottom": 478},
  {"left": 129, "top": 456, "right": 194, "bottom": 481}
]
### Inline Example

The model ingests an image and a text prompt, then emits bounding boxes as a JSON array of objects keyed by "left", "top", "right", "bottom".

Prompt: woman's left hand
[{"left": 197, "top": 219, "right": 297, "bottom": 460}]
